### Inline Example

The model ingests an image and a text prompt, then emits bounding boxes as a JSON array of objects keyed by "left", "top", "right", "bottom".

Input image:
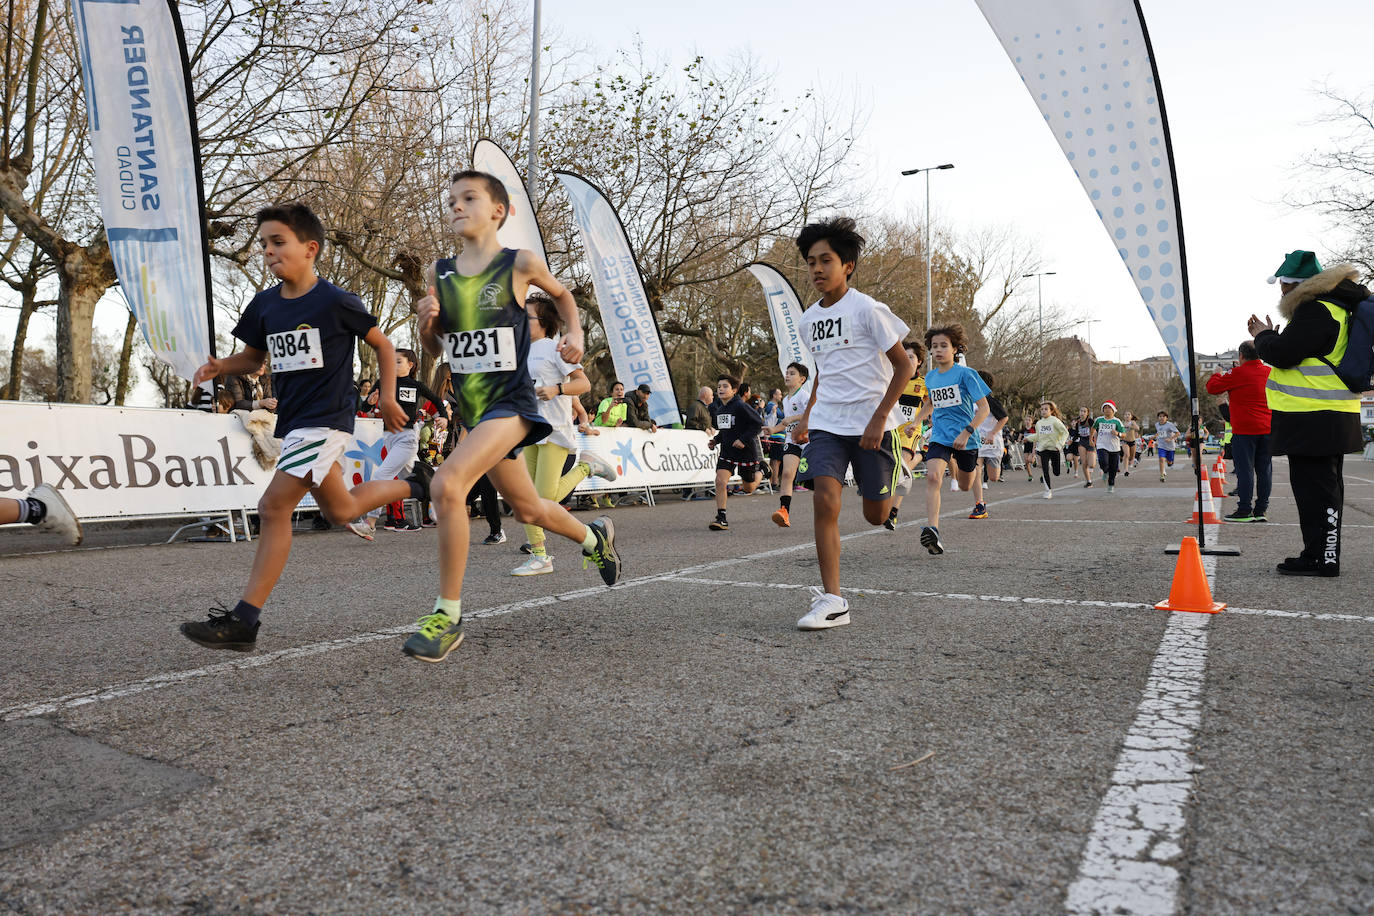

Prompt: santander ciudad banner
[
  {"left": 974, "top": 0, "right": 1194, "bottom": 392},
  {"left": 555, "top": 171, "right": 680, "bottom": 427},
  {"left": 71, "top": 0, "right": 214, "bottom": 383},
  {"left": 745, "top": 263, "right": 814, "bottom": 377}
]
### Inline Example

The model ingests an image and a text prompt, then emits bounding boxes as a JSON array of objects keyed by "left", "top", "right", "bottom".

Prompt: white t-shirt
[
  {"left": 527, "top": 337, "right": 580, "bottom": 450},
  {"left": 801, "top": 289, "right": 909, "bottom": 436},
  {"left": 781, "top": 382, "right": 814, "bottom": 445},
  {"left": 976, "top": 413, "right": 1004, "bottom": 459}
]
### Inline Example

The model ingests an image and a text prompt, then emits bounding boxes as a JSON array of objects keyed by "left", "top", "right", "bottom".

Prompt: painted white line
[
  {"left": 667, "top": 578, "right": 1374, "bottom": 623},
  {"left": 1064, "top": 529, "right": 1219, "bottom": 915}
]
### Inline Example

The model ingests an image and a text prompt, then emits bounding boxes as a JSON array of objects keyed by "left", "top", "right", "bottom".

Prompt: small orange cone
[
  {"left": 1185, "top": 470, "right": 1225, "bottom": 524},
  {"left": 1155, "top": 536, "right": 1225, "bottom": 613},
  {"left": 1209, "top": 461, "right": 1225, "bottom": 498}
]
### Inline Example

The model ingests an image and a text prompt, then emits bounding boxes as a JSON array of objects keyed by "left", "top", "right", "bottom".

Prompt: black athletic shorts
[
  {"left": 717, "top": 457, "right": 761, "bottom": 482},
  {"left": 925, "top": 441, "right": 979, "bottom": 474}
]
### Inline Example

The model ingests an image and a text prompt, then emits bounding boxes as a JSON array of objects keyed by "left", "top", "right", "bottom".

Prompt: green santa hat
[{"left": 1266, "top": 250, "right": 1322, "bottom": 285}]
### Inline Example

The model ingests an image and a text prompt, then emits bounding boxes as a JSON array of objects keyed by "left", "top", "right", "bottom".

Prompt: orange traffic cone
[
  {"left": 1209, "top": 461, "right": 1225, "bottom": 498},
  {"left": 1214, "top": 453, "right": 1227, "bottom": 480},
  {"left": 1185, "top": 469, "right": 1225, "bottom": 524},
  {"left": 1155, "top": 536, "right": 1225, "bottom": 613}
]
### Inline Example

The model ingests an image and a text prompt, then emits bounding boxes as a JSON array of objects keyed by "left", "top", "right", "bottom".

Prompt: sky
[
  {"left": 548, "top": 0, "right": 1371, "bottom": 363},
  {"left": 22, "top": 0, "right": 1371, "bottom": 405}
]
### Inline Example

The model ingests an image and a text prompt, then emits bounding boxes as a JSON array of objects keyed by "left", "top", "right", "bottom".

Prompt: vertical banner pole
[{"left": 526, "top": 0, "right": 542, "bottom": 204}]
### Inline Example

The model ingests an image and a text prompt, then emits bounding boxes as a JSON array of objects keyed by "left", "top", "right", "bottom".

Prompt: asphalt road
[{"left": 1, "top": 456, "right": 1371, "bottom": 914}]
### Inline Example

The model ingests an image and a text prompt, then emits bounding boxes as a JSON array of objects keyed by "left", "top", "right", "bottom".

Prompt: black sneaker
[
  {"left": 398, "top": 521, "right": 422, "bottom": 532},
  {"left": 1276, "top": 557, "right": 1339, "bottom": 577},
  {"left": 582, "top": 516, "right": 622, "bottom": 585},
  {"left": 709, "top": 515, "right": 729, "bottom": 531},
  {"left": 883, "top": 507, "right": 898, "bottom": 531},
  {"left": 920, "top": 526, "right": 944, "bottom": 555},
  {"left": 180, "top": 606, "right": 259, "bottom": 651},
  {"left": 1223, "top": 509, "right": 1253, "bottom": 522},
  {"left": 482, "top": 531, "right": 507, "bottom": 545},
  {"left": 1251, "top": 509, "right": 1268, "bottom": 523}
]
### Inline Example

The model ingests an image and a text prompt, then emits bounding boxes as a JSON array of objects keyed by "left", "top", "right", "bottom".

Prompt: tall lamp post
[
  {"left": 1023, "top": 270, "right": 1056, "bottom": 397},
  {"left": 1078, "top": 318, "right": 1101, "bottom": 406},
  {"left": 901, "top": 163, "right": 954, "bottom": 367}
]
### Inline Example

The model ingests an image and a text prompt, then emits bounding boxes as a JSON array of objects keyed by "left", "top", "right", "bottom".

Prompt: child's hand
[
  {"left": 380, "top": 397, "right": 407, "bottom": 432},
  {"left": 192, "top": 356, "right": 224, "bottom": 387},
  {"left": 860, "top": 415, "right": 885, "bottom": 451},
  {"left": 558, "top": 330, "right": 584, "bottom": 364},
  {"left": 416, "top": 287, "right": 440, "bottom": 335}
]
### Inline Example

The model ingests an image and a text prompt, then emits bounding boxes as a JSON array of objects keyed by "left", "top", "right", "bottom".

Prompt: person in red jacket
[{"left": 1205, "top": 340, "right": 1272, "bottom": 521}]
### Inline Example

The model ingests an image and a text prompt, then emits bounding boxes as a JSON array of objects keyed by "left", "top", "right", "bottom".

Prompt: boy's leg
[
  {"left": 488, "top": 450, "right": 594, "bottom": 546},
  {"left": 0, "top": 499, "right": 19, "bottom": 524},
  {"left": 714, "top": 467, "right": 732, "bottom": 512},
  {"left": 315, "top": 463, "right": 414, "bottom": 528},
  {"left": 925, "top": 457, "right": 948, "bottom": 525},
  {"left": 811, "top": 476, "right": 844, "bottom": 595},
  {"left": 3, "top": 487, "right": 83, "bottom": 545},
  {"left": 242, "top": 470, "right": 314, "bottom": 608}
]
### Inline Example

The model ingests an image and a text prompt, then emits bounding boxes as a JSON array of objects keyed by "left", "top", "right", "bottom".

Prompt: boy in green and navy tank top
[{"left": 404, "top": 170, "right": 623, "bottom": 663}]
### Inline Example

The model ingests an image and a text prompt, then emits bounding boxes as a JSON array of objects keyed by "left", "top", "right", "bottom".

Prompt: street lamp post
[
  {"left": 1023, "top": 270, "right": 1056, "bottom": 398},
  {"left": 901, "top": 163, "right": 954, "bottom": 368}
]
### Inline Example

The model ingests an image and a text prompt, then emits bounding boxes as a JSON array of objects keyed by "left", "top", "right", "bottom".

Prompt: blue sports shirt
[{"left": 923, "top": 363, "right": 991, "bottom": 447}]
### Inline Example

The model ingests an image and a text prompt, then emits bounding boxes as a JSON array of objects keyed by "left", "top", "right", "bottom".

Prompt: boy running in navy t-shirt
[
  {"left": 180, "top": 203, "right": 423, "bottom": 650},
  {"left": 707, "top": 374, "right": 764, "bottom": 531}
]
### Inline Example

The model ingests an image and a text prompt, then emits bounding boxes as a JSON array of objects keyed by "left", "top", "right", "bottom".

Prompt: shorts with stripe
[
  {"left": 277, "top": 427, "right": 353, "bottom": 484},
  {"left": 798, "top": 428, "right": 901, "bottom": 501}
]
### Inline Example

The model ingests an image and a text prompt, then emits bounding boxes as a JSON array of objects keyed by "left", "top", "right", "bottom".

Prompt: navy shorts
[
  {"left": 925, "top": 441, "right": 979, "bottom": 474},
  {"left": 466, "top": 392, "right": 552, "bottom": 460},
  {"left": 798, "top": 429, "right": 900, "bottom": 501}
]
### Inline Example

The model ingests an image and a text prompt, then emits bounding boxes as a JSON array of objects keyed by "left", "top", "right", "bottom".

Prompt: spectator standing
[
  {"left": 226, "top": 362, "right": 276, "bottom": 412},
  {"left": 1205, "top": 341, "right": 1273, "bottom": 522},
  {"left": 685, "top": 386, "right": 714, "bottom": 432},
  {"left": 625, "top": 383, "right": 658, "bottom": 431},
  {"left": 1250, "top": 251, "right": 1366, "bottom": 577},
  {"left": 594, "top": 382, "right": 627, "bottom": 427}
]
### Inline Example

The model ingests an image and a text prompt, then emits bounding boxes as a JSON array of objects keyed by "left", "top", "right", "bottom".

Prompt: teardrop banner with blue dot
[{"left": 974, "top": 1, "right": 1192, "bottom": 393}]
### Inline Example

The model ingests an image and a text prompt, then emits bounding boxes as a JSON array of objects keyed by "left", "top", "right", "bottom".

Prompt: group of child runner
[{"left": 23, "top": 171, "right": 1185, "bottom": 654}]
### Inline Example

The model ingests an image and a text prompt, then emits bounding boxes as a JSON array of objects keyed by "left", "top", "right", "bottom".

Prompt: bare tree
[{"left": 1292, "top": 87, "right": 1374, "bottom": 277}]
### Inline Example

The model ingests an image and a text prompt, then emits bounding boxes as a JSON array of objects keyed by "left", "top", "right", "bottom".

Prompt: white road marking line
[
  {"left": 667, "top": 578, "right": 1374, "bottom": 623},
  {"left": 1065, "top": 527, "right": 1219, "bottom": 915}
]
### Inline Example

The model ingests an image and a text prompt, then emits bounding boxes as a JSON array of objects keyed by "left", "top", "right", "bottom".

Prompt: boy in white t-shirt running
[
  {"left": 793, "top": 217, "right": 914, "bottom": 630},
  {"left": 766, "top": 361, "right": 813, "bottom": 529}
]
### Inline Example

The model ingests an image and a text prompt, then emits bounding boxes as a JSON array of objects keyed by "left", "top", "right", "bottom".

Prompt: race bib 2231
[{"left": 446, "top": 327, "right": 517, "bottom": 374}]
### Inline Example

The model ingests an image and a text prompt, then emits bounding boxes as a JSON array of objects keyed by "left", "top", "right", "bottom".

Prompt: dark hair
[
  {"left": 786, "top": 361, "right": 810, "bottom": 381},
  {"left": 924, "top": 323, "right": 968, "bottom": 353},
  {"left": 717, "top": 374, "right": 740, "bottom": 390},
  {"left": 396, "top": 349, "right": 418, "bottom": 374},
  {"left": 611, "top": 380, "right": 625, "bottom": 391},
  {"left": 1157, "top": 410, "right": 1169, "bottom": 418},
  {"left": 977, "top": 369, "right": 995, "bottom": 388},
  {"left": 738, "top": 380, "right": 752, "bottom": 398},
  {"left": 527, "top": 293, "right": 560, "bottom": 338},
  {"left": 1238, "top": 340, "right": 1258, "bottom": 361},
  {"left": 796, "top": 217, "right": 865, "bottom": 276},
  {"left": 449, "top": 170, "right": 510, "bottom": 227},
  {"left": 256, "top": 202, "right": 325, "bottom": 252},
  {"left": 903, "top": 338, "right": 927, "bottom": 365}
]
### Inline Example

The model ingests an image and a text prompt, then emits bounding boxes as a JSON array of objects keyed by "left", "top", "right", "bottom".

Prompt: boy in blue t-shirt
[
  {"left": 911, "top": 324, "right": 990, "bottom": 555},
  {"left": 179, "top": 203, "right": 422, "bottom": 651}
]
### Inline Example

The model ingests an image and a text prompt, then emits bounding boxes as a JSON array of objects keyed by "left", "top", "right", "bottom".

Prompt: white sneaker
[
  {"left": 580, "top": 451, "right": 618, "bottom": 481},
  {"left": 30, "top": 484, "right": 82, "bottom": 546},
  {"left": 1042, "top": 489, "right": 1053, "bottom": 499},
  {"left": 797, "top": 586, "right": 850, "bottom": 630},
  {"left": 345, "top": 519, "right": 374, "bottom": 541},
  {"left": 950, "top": 478, "right": 959, "bottom": 491},
  {"left": 512, "top": 554, "right": 555, "bottom": 576}
]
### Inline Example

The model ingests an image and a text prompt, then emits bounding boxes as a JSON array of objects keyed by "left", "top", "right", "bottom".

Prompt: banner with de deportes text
[
  {"left": 473, "top": 139, "right": 549, "bottom": 265},
  {"left": 745, "top": 263, "right": 814, "bottom": 378},
  {"left": 71, "top": 0, "right": 214, "bottom": 383},
  {"left": 555, "top": 171, "right": 681, "bottom": 427},
  {"left": 974, "top": 0, "right": 1194, "bottom": 392}
]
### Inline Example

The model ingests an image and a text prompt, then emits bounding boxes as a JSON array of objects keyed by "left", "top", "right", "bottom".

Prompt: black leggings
[
  {"left": 466, "top": 474, "right": 502, "bottom": 535},
  {"left": 1038, "top": 449, "right": 1061, "bottom": 489}
]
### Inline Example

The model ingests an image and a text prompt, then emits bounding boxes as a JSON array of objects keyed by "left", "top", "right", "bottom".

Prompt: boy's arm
[
  {"left": 192, "top": 348, "right": 268, "bottom": 388},
  {"left": 415, "top": 263, "right": 443, "bottom": 359},
  {"left": 517, "top": 250, "right": 583, "bottom": 364},
  {"left": 795, "top": 376, "right": 820, "bottom": 444},
  {"left": 363, "top": 327, "right": 406, "bottom": 432},
  {"left": 861, "top": 341, "right": 914, "bottom": 450},
  {"left": 955, "top": 397, "right": 990, "bottom": 450}
]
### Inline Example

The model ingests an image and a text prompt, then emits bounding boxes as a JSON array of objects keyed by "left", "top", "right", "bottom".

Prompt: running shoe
[
  {"left": 397, "top": 520, "right": 422, "bottom": 532},
  {"left": 383, "top": 517, "right": 406, "bottom": 531},
  {"left": 1124, "top": 470, "right": 1130, "bottom": 477},
  {"left": 402, "top": 610, "right": 464, "bottom": 662},
  {"left": 882, "top": 507, "right": 898, "bottom": 531},
  {"left": 919, "top": 526, "right": 944, "bottom": 556},
  {"left": 1084, "top": 480, "right": 1094, "bottom": 488},
  {"left": 345, "top": 519, "right": 374, "bottom": 541},
  {"left": 582, "top": 516, "right": 622, "bottom": 586},
  {"left": 482, "top": 531, "right": 507, "bottom": 545},
  {"left": 180, "top": 605, "right": 259, "bottom": 651},
  {"left": 968, "top": 503, "right": 988, "bottom": 520},
  {"left": 520, "top": 542, "right": 536, "bottom": 554},
  {"left": 1251, "top": 508, "right": 1268, "bottom": 523},
  {"left": 709, "top": 515, "right": 729, "bottom": 531},
  {"left": 512, "top": 554, "right": 555, "bottom": 576},
  {"left": 579, "top": 451, "right": 619, "bottom": 481},
  {"left": 1107, "top": 484, "right": 1115, "bottom": 493},
  {"left": 1223, "top": 509, "right": 1254, "bottom": 522},
  {"left": 1160, "top": 474, "right": 1167, "bottom": 481},
  {"left": 796, "top": 586, "right": 851, "bottom": 630},
  {"left": 1042, "top": 489, "right": 1053, "bottom": 499},
  {"left": 29, "top": 483, "right": 83, "bottom": 546},
  {"left": 772, "top": 506, "right": 791, "bottom": 528}
]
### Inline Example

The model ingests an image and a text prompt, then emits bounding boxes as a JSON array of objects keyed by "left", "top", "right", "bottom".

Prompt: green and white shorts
[{"left": 277, "top": 427, "right": 353, "bottom": 484}]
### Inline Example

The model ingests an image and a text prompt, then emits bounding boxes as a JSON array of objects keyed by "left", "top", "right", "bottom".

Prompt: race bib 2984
[{"left": 267, "top": 328, "right": 322, "bottom": 373}]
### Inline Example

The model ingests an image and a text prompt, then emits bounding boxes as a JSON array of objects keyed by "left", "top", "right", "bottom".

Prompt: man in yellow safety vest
[{"left": 1248, "top": 250, "right": 1366, "bottom": 577}]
